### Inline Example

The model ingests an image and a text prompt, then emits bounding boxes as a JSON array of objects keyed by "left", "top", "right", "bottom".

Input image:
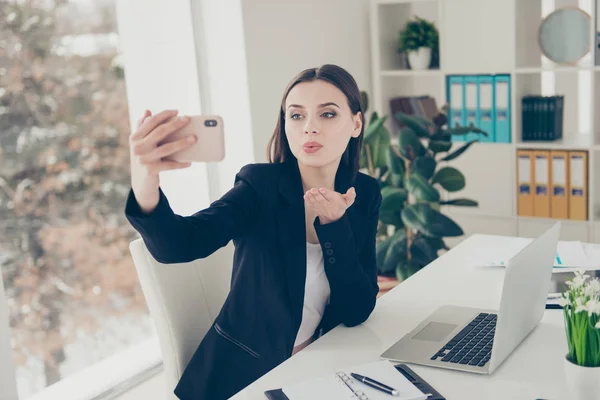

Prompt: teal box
[
  {"left": 477, "top": 75, "right": 495, "bottom": 143},
  {"left": 493, "top": 74, "right": 511, "bottom": 143},
  {"left": 447, "top": 75, "right": 466, "bottom": 142}
]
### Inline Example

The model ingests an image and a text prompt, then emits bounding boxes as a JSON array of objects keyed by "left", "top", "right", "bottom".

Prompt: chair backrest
[
  {"left": 0, "top": 268, "right": 18, "bottom": 400},
  {"left": 128, "top": 238, "right": 233, "bottom": 399}
]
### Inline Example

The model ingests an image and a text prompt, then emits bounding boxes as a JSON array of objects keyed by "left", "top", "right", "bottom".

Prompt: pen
[{"left": 350, "top": 373, "right": 399, "bottom": 396}]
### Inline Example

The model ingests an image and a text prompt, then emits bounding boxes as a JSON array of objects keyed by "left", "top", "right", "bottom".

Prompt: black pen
[{"left": 350, "top": 373, "right": 399, "bottom": 396}]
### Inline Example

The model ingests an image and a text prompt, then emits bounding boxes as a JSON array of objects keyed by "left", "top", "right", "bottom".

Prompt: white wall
[{"left": 240, "top": 0, "right": 372, "bottom": 162}]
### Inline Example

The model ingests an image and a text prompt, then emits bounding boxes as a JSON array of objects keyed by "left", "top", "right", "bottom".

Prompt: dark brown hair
[{"left": 266, "top": 64, "right": 364, "bottom": 182}]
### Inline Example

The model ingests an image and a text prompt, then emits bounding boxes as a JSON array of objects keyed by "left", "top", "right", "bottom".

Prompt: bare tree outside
[{"left": 0, "top": 0, "right": 153, "bottom": 396}]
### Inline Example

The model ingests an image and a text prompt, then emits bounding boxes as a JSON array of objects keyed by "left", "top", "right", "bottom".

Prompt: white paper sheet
[
  {"left": 282, "top": 360, "right": 427, "bottom": 400},
  {"left": 479, "top": 240, "right": 594, "bottom": 269}
]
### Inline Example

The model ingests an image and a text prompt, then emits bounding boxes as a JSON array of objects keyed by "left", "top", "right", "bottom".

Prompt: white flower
[
  {"left": 574, "top": 297, "right": 588, "bottom": 314},
  {"left": 586, "top": 299, "right": 600, "bottom": 317},
  {"left": 557, "top": 296, "right": 571, "bottom": 308},
  {"left": 566, "top": 273, "right": 590, "bottom": 290},
  {"left": 584, "top": 279, "right": 600, "bottom": 297}
]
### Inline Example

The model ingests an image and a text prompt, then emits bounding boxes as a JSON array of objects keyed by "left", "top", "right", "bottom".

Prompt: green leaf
[
  {"left": 380, "top": 187, "right": 406, "bottom": 227},
  {"left": 386, "top": 146, "right": 405, "bottom": 176},
  {"left": 394, "top": 112, "right": 431, "bottom": 137},
  {"left": 412, "top": 156, "right": 437, "bottom": 180},
  {"left": 440, "top": 198, "right": 479, "bottom": 207},
  {"left": 383, "top": 230, "right": 408, "bottom": 275},
  {"left": 380, "top": 210, "right": 404, "bottom": 227},
  {"left": 406, "top": 173, "right": 440, "bottom": 202},
  {"left": 428, "top": 140, "right": 452, "bottom": 153},
  {"left": 376, "top": 236, "right": 393, "bottom": 274},
  {"left": 422, "top": 236, "right": 448, "bottom": 251},
  {"left": 364, "top": 114, "right": 388, "bottom": 143},
  {"left": 430, "top": 132, "right": 451, "bottom": 142},
  {"left": 401, "top": 203, "right": 464, "bottom": 237},
  {"left": 365, "top": 122, "right": 391, "bottom": 169},
  {"left": 395, "top": 260, "right": 421, "bottom": 281},
  {"left": 386, "top": 172, "right": 404, "bottom": 188},
  {"left": 446, "top": 125, "right": 489, "bottom": 137},
  {"left": 410, "top": 235, "right": 437, "bottom": 267},
  {"left": 429, "top": 141, "right": 452, "bottom": 153},
  {"left": 398, "top": 127, "right": 423, "bottom": 161},
  {"left": 440, "top": 140, "right": 477, "bottom": 162},
  {"left": 431, "top": 167, "right": 465, "bottom": 192},
  {"left": 380, "top": 187, "right": 408, "bottom": 213}
]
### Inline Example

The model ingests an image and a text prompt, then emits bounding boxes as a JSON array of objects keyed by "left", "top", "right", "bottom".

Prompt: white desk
[{"left": 232, "top": 234, "right": 600, "bottom": 400}]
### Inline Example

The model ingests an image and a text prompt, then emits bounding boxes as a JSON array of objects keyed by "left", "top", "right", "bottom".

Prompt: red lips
[{"left": 303, "top": 141, "right": 323, "bottom": 149}]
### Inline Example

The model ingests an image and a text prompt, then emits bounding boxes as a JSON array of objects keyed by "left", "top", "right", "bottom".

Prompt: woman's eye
[
  {"left": 322, "top": 112, "right": 336, "bottom": 118},
  {"left": 290, "top": 113, "right": 301, "bottom": 120}
]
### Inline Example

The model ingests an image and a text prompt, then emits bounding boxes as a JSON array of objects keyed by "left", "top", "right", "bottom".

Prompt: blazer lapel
[{"left": 275, "top": 161, "right": 307, "bottom": 331}]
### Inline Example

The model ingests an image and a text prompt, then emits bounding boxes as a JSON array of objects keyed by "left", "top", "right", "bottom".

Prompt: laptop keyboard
[{"left": 430, "top": 312, "right": 497, "bottom": 367}]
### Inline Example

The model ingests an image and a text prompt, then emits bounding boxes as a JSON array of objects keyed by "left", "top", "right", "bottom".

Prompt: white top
[
  {"left": 294, "top": 242, "right": 331, "bottom": 347},
  {"left": 233, "top": 236, "right": 600, "bottom": 400}
]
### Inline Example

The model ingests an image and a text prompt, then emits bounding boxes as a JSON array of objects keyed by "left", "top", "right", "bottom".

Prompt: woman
[{"left": 125, "top": 64, "right": 382, "bottom": 399}]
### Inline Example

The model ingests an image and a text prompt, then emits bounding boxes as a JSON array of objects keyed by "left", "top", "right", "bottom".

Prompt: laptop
[{"left": 380, "top": 222, "right": 561, "bottom": 375}]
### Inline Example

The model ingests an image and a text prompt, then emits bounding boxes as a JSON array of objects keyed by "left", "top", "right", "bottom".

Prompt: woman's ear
[{"left": 351, "top": 111, "right": 363, "bottom": 138}]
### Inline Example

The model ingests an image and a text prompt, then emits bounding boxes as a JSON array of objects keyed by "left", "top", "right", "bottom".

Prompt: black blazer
[{"left": 124, "top": 159, "right": 382, "bottom": 400}]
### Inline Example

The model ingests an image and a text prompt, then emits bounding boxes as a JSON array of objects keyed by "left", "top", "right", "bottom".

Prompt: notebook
[{"left": 278, "top": 360, "right": 428, "bottom": 400}]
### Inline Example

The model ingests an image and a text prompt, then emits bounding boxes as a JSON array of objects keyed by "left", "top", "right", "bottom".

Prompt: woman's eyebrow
[{"left": 287, "top": 102, "right": 340, "bottom": 110}]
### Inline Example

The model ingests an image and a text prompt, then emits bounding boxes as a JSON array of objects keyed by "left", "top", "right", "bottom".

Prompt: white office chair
[
  {"left": 129, "top": 238, "right": 234, "bottom": 399},
  {"left": 1, "top": 267, "right": 19, "bottom": 400}
]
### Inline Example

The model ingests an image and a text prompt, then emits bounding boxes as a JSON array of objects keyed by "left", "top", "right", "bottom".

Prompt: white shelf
[
  {"left": 375, "top": 0, "right": 437, "bottom": 4},
  {"left": 370, "top": 0, "right": 600, "bottom": 237},
  {"left": 380, "top": 69, "right": 441, "bottom": 77},
  {"left": 515, "top": 66, "right": 595, "bottom": 74},
  {"left": 516, "top": 216, "right": 589, "bottom": 226},
  {"left": 514, "top": 135, "right": 595, "bottom": 151}
]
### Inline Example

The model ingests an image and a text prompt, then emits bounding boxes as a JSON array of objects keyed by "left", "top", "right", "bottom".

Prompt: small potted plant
[
  {"left": 557, "top": 269, "right": 600, "bottom": 399},
  {"left": 398, "top": 16, "right": 439, "bottom": 70}
]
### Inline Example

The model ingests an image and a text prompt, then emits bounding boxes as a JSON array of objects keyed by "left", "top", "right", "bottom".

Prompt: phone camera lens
[{"left": 205, "top": 119, "right": 217, "bottom": 127}]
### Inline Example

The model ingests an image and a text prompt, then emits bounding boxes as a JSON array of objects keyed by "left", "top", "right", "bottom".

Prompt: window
[{"left": 0, "top": 0, "right": 154, "bottom": 397}]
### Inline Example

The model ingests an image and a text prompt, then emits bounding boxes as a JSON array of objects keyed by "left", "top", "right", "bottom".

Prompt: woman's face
[{"left": 284, "top": 80, "right": 362, "bottom": 169}]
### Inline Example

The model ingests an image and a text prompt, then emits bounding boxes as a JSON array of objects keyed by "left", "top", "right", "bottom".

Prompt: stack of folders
[
  {"left": 446, "top": 74, "right": 511, "bottom": 143},
  {"left": 521, "top": 95, "right": 564, "bottom": 141},
  {"left": 389, "top": 95, "right": 438, "bottom": 132},
  {"left": 516, "top": 150, "right": 587, "bottom": 220}
]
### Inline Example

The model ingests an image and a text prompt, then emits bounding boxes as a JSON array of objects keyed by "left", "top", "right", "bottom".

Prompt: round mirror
[{"left": 538, "top": 7, "right": 591, "bottom": 65}]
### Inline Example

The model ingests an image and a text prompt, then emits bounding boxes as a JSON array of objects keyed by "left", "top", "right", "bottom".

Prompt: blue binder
[
  {"left": 477, "top": 75, "right": 495, "bottom": 143},
  {"left": 464, "top": 76, "right": 479, "bottom": 142},
  {"left": 447, "top": 75, "right": 466, "bottom": 142},
  {"left": 493, "top": 74, "right": 511, "bottom": 143}
]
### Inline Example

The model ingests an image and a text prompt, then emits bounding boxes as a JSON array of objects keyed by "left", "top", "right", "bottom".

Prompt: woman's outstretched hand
[{"left": 304, "top": 187, "right": 356, "bottom": 225}]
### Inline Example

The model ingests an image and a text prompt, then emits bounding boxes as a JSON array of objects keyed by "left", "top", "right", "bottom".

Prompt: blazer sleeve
[
  {"left": 314, "top": 179, "right": 382, "bottom": 327},
  {"left": 124, "top": 164, "right": 259, "bottom": 264}
]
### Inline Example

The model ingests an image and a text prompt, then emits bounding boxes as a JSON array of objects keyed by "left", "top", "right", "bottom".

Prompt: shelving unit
[{"left": 369, "top": 0, "right": 600, "bottom": 244}]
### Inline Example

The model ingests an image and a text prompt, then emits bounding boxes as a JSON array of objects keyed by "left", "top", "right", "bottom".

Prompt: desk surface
[{"left": 231, "top": 234, "right": 600, "bottom": 400}]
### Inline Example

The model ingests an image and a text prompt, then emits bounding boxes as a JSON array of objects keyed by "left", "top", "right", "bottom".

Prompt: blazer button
[
  {"left": 324, "top": 242, "right": 332, "bottom": 249},
  {"left": 328, "top": 257, "right": 336, "bottom": 264},
  {"left": 326, "top": 249, "right": 334, "bottom": 256}
]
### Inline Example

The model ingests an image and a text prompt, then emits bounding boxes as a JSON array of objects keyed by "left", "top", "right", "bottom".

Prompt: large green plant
[{"left": 359, "top": 91, "right": 488, "bottom": 280}]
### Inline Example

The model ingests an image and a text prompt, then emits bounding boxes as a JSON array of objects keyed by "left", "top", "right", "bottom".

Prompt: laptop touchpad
[{"left": 412, "top": 322, "right": 457, "bottom": 342}]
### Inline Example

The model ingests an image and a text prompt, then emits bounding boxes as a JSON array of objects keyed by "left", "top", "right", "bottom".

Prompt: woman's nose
[{"left": 304, "top": 118, "right": 319, "bottom": 135}]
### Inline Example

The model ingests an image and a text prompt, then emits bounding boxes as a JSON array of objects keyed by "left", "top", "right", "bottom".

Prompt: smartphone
[{"left": 159, "top": 115, "right": 225, "bottom": 163}]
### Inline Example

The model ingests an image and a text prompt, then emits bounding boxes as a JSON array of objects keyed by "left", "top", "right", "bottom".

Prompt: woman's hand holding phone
[{"left": 129, "top": 109, "right": 196, "bottom": 213}]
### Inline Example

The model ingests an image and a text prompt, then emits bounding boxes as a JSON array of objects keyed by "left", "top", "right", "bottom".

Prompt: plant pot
[
  {"left": 407, "top": 47, "right": 432, "bottom": 70},
  {"left": 564, "top": 354, "right": 600, "bottom": 399}
]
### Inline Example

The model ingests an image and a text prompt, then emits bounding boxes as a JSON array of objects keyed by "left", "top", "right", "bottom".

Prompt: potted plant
[
  {"left": 398, "top": 16, "right": 439, "bottom": 70},
  {"left": 359, "top": 91, "right": 487, "bottom": 295},
  {"left": 557, "top": 269, "right": 600, "bottom": 399}
]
